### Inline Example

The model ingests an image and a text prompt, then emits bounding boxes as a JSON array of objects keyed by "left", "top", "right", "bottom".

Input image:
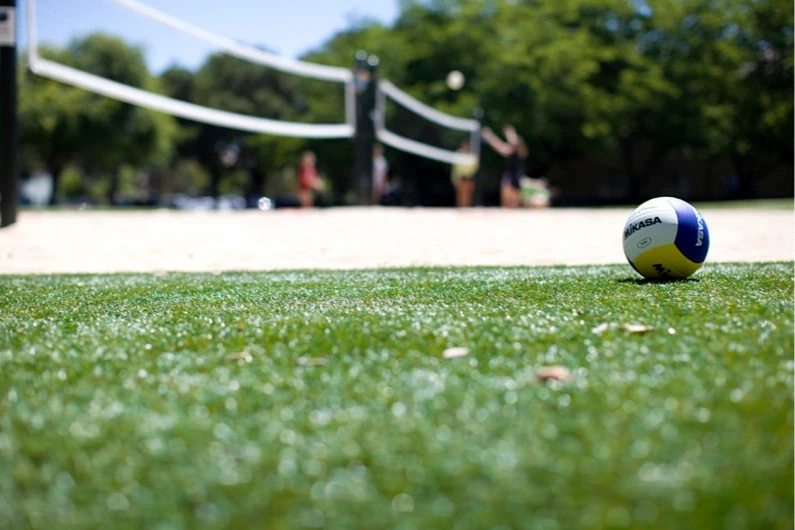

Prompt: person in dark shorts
[{"left": 481, "top": 125, "right": 528, "bottom": 208}]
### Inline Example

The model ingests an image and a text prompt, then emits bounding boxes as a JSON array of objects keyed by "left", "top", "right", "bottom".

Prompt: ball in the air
[
  {"left": 446, "top": 70, "right": 465, "bottom": 90},
  {"left": 622, "top": 197, "right": 710, "bottom": 280}
]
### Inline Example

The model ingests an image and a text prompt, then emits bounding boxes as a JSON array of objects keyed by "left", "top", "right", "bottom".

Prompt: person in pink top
[{"left": 297, "top": 150, "right": 325, "bottom": 208}]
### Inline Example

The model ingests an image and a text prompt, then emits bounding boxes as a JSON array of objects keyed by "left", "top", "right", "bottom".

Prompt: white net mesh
[
  {"left": 378, "top": 80, "right": 478, "bottom": 132},
  {"left": 27, "top": 0, "right": 354, "bottom": 138},
  {"left": 28, "top": 58, "right": 354, "bottom": 138},
  {"left": 375, "top": 79, "right": 480, "bottom": 166},
  {"left": 27, "top": 0, "right": 482, "bottom": 165},
  {"left": 109, "top": 0, "right": 351, "bottom": 82}
]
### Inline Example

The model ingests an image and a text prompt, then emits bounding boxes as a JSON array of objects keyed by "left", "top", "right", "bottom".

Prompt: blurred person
[
  {"left": 297, "top": 150, "right": 325, "bottom": 208},
  {"left": 520, "top": 176, "right": 551, "bottom": 208},
  {"left": 481, "top": 125, "right": 528, "bottom": 208},
  {"left": 372, "top": 143, "right": 389, "bottom": 205},
  {"left": 451, "top": 140, "right": 479, "bottom": 207}
]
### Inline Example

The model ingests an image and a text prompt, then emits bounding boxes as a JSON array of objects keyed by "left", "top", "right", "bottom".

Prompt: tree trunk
[
  {"left": 208, "top": 165, "right": 222, "bottom": 201},
  {"left": 107, "top": 170, "right": 119, "bottom": 205},
  {"left": 736, "top": 171, "right": 757, "bottom": 199},
  {"left": 47, "top": 164, "right": 64, "bottom": 206},
  {"left": 246, "top": 163, "right": 265, "bottom": 208},
  {"left": 730, "top": 152, "right": 759, "bottom": 199},
  {"left": 620, "top": 138, "right": 640, "bottom": 202}
]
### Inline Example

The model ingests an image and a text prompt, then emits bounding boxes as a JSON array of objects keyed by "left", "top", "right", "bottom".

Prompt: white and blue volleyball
[{"left": 623, "top": 197, "right": 710, "bottom": 280}]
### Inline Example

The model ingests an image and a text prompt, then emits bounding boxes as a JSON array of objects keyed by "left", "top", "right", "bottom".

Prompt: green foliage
[
  {"left": 168, "top": 158, "right": 211, "bottom": 195},
  {"left": 0, "top": 263, "right": 792, "bottom": 529},
  {"left": 359, "top": 0, "right": 792, "bottom": 199},
  {"left": 193, "top": 54, "right": 298, "bottom": 119},
  {"left": 18, "top": 0, "right": 793, "bottom": 205},
  {"left": 217, "top": 169, "right": 250, "bottom": 197},
  {"left": 87, "top": 172, "right": 112, "bottom": 203},
  {"left": 19, "top": 35, "right": 177, "bottom": 204},
  {"left": 18, "top": 47, "right": 92, "bottom": 177},
  {"left": 159, "top": 53, "right": 328, "bottom": 198},
  {"left": 58, "top": 165, "right": 86, "bottom": 201}
]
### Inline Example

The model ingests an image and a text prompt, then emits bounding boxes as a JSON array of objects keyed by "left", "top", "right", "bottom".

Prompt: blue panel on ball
[{"left": 669, "top": 198, "right": 709, "bottom": 263}]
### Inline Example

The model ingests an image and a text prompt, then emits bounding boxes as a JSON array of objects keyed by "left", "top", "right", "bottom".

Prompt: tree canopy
[
  {"left": 19, "top": 0, "right": 793, "bottom": 205},
  {"left": 20, "top": 34, "right": 176, "bottom": 204}
]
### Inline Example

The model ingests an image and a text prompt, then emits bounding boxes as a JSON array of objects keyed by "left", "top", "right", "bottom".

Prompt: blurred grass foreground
[{"left": 1, "top": 262, "right": 792, "bottom": 529}]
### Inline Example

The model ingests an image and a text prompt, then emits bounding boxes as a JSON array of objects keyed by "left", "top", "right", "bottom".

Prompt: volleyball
[
  {"left": 622, "top": 197, "right": 710, "bottom": 280},
  {"left": 446, "top": 70, "right": 465, "bottom": 90}
]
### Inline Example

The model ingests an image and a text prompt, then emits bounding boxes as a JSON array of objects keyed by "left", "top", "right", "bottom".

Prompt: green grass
[{"left": 1, "top": 263, "right": 792, "bottom": 530}]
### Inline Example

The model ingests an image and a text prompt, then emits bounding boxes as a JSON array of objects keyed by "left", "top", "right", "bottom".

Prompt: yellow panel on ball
[{"left": 632, "top": 244, "right": 702, "bottom": 280}]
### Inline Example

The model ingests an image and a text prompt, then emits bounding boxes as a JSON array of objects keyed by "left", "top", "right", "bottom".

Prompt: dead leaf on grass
[
  {"left": 226, "top": 351, "right": 253, "bottom": 362},
  {"left": 297, "top": 356, "right": 330, "bottom": 366},
  {"left": 623, "top": 323, "right": 652, "bottom": 333},
  {"left": 442, "top": 347, "right": 469, "bottom": 359},
  {"left": 536, "top": 365, "right": 572, "bottom": 383}
]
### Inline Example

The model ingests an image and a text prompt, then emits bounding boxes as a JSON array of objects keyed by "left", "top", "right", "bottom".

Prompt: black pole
[
  {"left": 472, "top": 107, "right": 484, "bottom": 207},
  {"left": 353, "top": 50, "right": 377, "bottom": 205},
  {"left": 0, "top": 0, "right": 17, "bottom": 228}
]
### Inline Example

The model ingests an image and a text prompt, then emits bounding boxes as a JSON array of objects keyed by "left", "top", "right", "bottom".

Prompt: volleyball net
[
  {"left": 376, "top": 80, "right": 480, "bottom": 166},
  {"left": 26, "top": 0, "right": 480, "bottom": 164}
]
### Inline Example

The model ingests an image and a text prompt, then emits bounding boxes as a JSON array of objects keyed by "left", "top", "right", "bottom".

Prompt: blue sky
[{"left": 21, "top": 0, "right": 400, "bottom": 72}]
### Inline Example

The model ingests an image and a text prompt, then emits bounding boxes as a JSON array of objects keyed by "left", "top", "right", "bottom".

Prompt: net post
[
  {"left": 471, "top": 107, "right": 484, "bottom": 207},
  {"left": 353, "top": 50, "right": 377, "bottom": 206},
  {"left": 0, "top": 0, "right": 17, "bottom": 228}
]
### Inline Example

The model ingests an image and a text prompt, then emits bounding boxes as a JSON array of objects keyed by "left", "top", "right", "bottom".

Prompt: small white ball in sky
[{"left": 446, "top": 70, "right": 465, "bottom": 90}]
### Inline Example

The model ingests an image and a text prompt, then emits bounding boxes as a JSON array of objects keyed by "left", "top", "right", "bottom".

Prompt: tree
[
  {"left": 715, "top": 0, "right": 793, "bottom": 197},
  {"left": 19, "top": 48, "right": 93, "bottom": 204},
  {"left": 66, "top": 34, "right": 176, "bottom": 204},
  {"left": 19, "top": 34, "right": 176, "bottom": 204},
  {"left": 160, "top": 52, "right": 320, "bottom": 201},
  {"left": 21, "top": 1, "right": 792, "bottom": 206}
]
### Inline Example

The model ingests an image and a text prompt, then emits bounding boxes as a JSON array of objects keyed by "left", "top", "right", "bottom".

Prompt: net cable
[{"left": 378, "top": 80, "right": 478, "bottom": 132}]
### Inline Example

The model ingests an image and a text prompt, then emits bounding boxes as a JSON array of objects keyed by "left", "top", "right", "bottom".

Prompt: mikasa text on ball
[{"left": 623, "top": 197, "right": 710, "bottom": 280}]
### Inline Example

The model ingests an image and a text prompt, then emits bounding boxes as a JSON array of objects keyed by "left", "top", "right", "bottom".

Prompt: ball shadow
[{"left": 616, "top": 277, "right": 702, "bottom": 285}]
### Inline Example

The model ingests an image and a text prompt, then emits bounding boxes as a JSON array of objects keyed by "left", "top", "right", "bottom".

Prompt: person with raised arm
[{"left": 481, "top": 125, "right": 528, "bottom": 208}]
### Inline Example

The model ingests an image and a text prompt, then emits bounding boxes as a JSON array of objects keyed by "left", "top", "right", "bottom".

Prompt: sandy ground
[{"left": 0, "top": 206, "right": 792, "bottom": 275}]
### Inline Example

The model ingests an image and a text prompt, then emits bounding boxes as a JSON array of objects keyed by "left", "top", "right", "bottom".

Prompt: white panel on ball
[{"left": 623, "top": 198, "right": 678, "bottom": 263}]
